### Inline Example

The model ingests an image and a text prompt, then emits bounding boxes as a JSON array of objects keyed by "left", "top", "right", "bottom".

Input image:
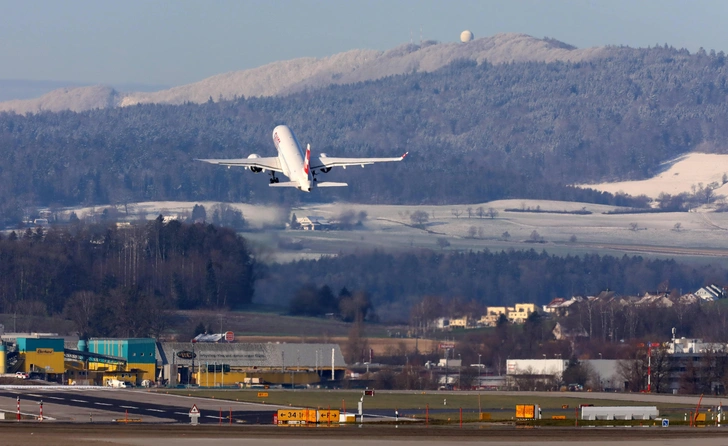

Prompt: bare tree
[
  {"left": 410, "top": 210, "right": 429, "bottom": 227},
  {"left": 436, "top": 237, "right": 450, "bottom": 249},
  {"left": 451, "top": 209, "right": 462, "bottom": 219},
  {"left": 629, "top": 222, "right": 639, "bottom": 231},
  {"left": 476, "top": 207, "right": 485, "bottom": 219},
  {"left": 487, "top": 208, "right": 499, "bottom": 219},
  {"left": 466, "top": 207, "right": 473, "bottom": 219},
  {"left": 467, "top": 226, "right": 477, "bottom": 238},
  {"left": 673, "top": 222, "right": 682, "bottom": 232},
  {"left": 501, "top": 231, "right": 511, "bottom": 241}
]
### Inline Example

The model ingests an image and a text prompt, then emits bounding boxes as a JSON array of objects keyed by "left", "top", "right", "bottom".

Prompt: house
[
  {"left": 449, "top": 316, "right": 471, "bottom": 329},
  {"left": 297, "top": 216, "right": 330, "bottom": 231},
  {"left": 432, "top": 318, "right": 449, "bottom": 330},
  {"left": 542, "top": 297, "right": 581, "bottom": 317},
  {"left": 478, "top": 303, "right": 537, "bottom": 327},
  {"left": 695, "top": 285, "right": 725, "bottom": 301},
  {"left": 552, "top": 322, "right": 588, "bottom": 341},
  {"left": 635, "top": 292, "right": 673, "bottom": 308},
  {"left": 508, "top": 303, "right": 536, "bottom": 323},
  {"left": 479, "top": 307, "right": 508, "bottom": 327},
  {"left": 543, "top": 298, "right": 566, "bottom": 314}
]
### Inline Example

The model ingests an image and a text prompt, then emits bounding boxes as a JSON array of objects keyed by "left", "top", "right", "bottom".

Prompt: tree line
[
  {"left": 0, "top": 219, "right": 256, "bottom": 337},
  {"left": 257, "top": 249, "right": 727, "bottom": 323}
]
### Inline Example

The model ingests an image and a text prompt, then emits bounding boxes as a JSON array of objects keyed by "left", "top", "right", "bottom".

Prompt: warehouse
[{"left": 157, "top": 342, "right": 346, "bottom": 387}]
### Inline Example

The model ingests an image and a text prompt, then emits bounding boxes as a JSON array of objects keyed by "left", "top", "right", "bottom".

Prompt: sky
[{"left": 2, "top": 0, "right": 728, "bottom": 87}]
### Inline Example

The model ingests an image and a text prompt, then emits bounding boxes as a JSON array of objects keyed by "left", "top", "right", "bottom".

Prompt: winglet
[
  {"left": 401, "top": 152, "right": 409, "bottom": 160},
  {"left": 304, "top": 144, "right": 311, "bottom": 174}
]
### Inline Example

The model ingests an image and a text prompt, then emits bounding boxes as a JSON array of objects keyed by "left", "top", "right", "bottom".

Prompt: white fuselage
[{"left": 272, "top": 125, "right": 312, "bottom": 192}]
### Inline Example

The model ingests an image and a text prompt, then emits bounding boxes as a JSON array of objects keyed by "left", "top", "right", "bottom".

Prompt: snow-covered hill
[
  {"left": 579, "top": 153, "right": 728, "bottom": 200},
  {"left": 0, "top": 33, "right": 605, "bottom": 114}
]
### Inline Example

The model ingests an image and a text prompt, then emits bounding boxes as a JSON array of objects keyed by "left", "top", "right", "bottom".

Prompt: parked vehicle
[
  {"left": 15, "top": 372, "right": 28, "bottom": 379},
  {"left": 106, "top": 379, "right": 131, "bottom": 388}
]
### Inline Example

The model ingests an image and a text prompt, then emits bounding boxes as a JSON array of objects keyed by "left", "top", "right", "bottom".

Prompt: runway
[{"left": 0, "top": 387, "right": 279, "bottom": 424}]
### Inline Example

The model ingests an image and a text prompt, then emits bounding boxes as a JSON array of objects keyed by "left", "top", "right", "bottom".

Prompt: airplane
[{"left": 196, "top": 125, "right": 407, "bottom": 192}]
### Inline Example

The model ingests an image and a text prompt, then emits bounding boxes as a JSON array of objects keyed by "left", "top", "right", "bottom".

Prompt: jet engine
[{"left": 247, "top": 154, "right": 263, "bottom": 173}]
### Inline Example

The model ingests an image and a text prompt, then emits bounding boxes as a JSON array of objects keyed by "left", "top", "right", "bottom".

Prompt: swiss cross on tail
[{"left": 304, "top": 144, "right": 311, "bottom": 174}]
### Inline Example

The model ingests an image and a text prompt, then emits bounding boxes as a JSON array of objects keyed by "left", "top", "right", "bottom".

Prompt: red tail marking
[{"left": 304, "top": 145, "right": 311, "bottom": 174}]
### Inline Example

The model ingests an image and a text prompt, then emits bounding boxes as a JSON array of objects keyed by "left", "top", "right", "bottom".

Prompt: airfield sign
[{"left": 189, "top": 404, "right": 200, "bottom": 425}]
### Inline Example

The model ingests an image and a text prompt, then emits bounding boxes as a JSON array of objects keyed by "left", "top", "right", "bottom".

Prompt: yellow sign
[
  {"left": 516, "top": 404, "right": 535, "bottom": 419},
  {"left": 257, "top": 392, "right": 269, "bottom": 398},
  {"left": 318, "top": 410, "right": 340, "bottom": 423},
  {"left": 277, "top": 409, "right": 317, "bottom": 423},
  {"left": 36, "top": 348, "right": 54, "bottom": 354},
  {"left": 552, "top": 415, "right": 566, "bottom": 420}
]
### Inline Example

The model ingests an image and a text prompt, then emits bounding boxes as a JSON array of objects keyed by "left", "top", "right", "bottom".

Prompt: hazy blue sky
[{"left": 2, "top": 0, "right": 728, "bottom": 87}]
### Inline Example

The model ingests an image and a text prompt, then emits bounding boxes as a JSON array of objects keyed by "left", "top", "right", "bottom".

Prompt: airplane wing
[
  {"left": 310, "top": 152, "right": 408, "bottom": 170},
  {"left": 196, "top": 157, "right": 283, "bottom": 173}
]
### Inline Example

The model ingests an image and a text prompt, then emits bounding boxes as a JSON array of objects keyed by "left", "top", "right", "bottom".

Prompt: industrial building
[
  {"left": 0, "top": 333, "right": 347, "bottom": 388},
  {"left": 157, "top": 342, "right": 346, "bottom": 387}
]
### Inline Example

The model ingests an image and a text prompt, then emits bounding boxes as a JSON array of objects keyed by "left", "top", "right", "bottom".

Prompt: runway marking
[
  {"left": 146, "top": 408, "right": 164, "bottom": 412},
  {"left": 174, "top": 412, "right": 188, "bottom": 415},
  {"left": 70, "top": 399, "right": 88, "bottom": 403},
  {"left": 120, "top": 405, "right": 138, "bottom": 409},
  {"left": 94, "top": 402, "right": 112, "bottom": 406},
  {"left": 205, "top": 415, "right": 220, "bottom": 419},
  {"left": 47, "top": 396, "right": 64, "bottom": 400},
  {"left": 26, "top": 394, "right": 42, "bottom": 397}
]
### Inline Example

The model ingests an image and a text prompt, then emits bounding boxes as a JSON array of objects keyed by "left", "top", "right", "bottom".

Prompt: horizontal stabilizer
[
  {"left": 317, "top": 182, "right": 348, "bottom": 187},
  {"left": 269, "top": 181, "right": 300, "bottom": 188}
]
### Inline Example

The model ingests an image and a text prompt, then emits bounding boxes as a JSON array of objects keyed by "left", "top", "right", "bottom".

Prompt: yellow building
[
  {"left": 508, "top": 303, "right": 536, "bottom": 324},
  {"left": 17, "top": 338, "right": 65, "bottom": 376},
  {"left": 449, "top": 316, "right": 470, "bottom": 328},
  {"left": 479, "top": 304, "right": 536, "bottom": 327},
  {"left": 479, "top": 307, "right": 508, "bottom": 327}
]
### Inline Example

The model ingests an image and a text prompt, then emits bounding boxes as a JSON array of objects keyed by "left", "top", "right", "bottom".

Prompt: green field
[{"left": 160, "top": 389, "right": 702, "bottom": 424}]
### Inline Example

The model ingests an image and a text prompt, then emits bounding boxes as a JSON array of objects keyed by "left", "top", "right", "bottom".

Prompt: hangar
[{"left": 157, "top": 342, "right": 347, "bottom": 387}]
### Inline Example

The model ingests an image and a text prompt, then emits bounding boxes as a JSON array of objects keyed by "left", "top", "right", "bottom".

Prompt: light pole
[
  {"left": 457, "top": 354, "right": 461, "bottom": 390},
  {"left": 598, "top": 352, "right": 602, "bottom": 360},
  {"left": 478, "top": 354, "right": 482, "bottom": 388},
  {"left": 444, "top": 348, "right": 449, "bottom": 389}
]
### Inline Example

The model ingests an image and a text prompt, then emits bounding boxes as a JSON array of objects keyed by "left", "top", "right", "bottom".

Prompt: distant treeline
[
  {"left": 7, "top": 45, "right": 728, "bottom": 220},
  {"left": 0, "top": 219, "right": 255, "bottom": 337},
  {"left": 256, "top": 249, "right": 726, "bottom": 323}
]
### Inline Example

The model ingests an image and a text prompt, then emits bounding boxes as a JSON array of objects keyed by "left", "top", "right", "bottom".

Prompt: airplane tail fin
[{"left": 304, "top": 144, "right": 311, "bottom": 174}]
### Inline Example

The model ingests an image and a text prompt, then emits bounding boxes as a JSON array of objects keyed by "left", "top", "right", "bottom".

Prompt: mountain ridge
[{"left": 0, "top": 33, "right": 606, "bottom": 114}]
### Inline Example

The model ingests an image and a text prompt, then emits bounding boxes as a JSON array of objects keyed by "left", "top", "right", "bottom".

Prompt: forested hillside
[
  {"left": 2, "top": 44, "right": 728, "bottom": 221},
  {"left": 256, "top": 249, "right": 727, "bottom": 323},
  {"left": 0, "top": 220, "right": 255, "bottom": 337}
]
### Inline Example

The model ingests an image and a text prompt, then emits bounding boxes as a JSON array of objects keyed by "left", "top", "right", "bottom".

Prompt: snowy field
[
  {"left": 60, "top": 153, "right": 728, "bottom": 267},
  {"left": 244, "top": 199, "right": 728, "bottom": 266},
  {"left": 580, "top": 153, "right": 728, "bottom": 200}
]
